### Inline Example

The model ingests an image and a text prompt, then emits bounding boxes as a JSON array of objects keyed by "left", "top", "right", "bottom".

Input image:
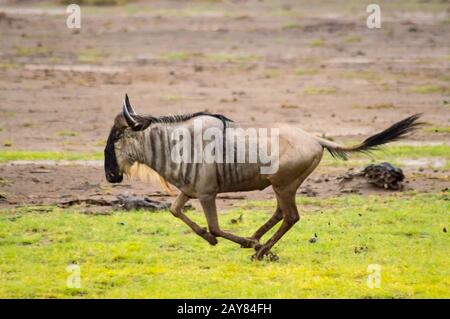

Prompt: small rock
[
  {"left": 309, "top": 233, "right": 318, "bottom": 243},
  {"left": 300, "top": 186, "right": 317, "bottom": 197},
  {"left": 230, "top": 214, "right": 243, "bottom": 224},
  {"left": 193, "top": 65, "right": 203, "bottom": 72},
  {"left": 354, "top": 246, "right": 369, "bottom": 254}
]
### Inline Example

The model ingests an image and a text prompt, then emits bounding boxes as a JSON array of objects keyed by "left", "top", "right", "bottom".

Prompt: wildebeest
[{"left": 105, "top": 94, "right": 421, "bottom": 260}]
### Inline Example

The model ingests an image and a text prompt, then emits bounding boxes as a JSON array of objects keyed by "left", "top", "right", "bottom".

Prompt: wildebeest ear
[{"left": 114, "top": 113, "right": 128, "bottom": 129}]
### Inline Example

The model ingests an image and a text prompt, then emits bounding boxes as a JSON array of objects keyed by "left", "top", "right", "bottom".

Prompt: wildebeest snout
[{"left": 106, "top": 171, "right": 123, "bottom": 183}]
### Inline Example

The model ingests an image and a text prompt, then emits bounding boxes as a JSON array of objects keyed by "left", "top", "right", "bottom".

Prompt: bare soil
[
  {"left": 0, "top": 162, "right": 448, "bottom": 212},
  {"left": 0, "top": 0, "right": 449, "bottom": 211}
]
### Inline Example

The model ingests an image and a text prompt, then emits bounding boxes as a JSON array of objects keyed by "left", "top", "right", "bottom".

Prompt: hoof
[
  {"left": 251, "top": 248, "right": 279, "bottom": 262},
  {"left": 204, "top": 233, "right": 218, "bottom": 246},
  {"left": 266, "top": 251, "right": 279, "bottom": 262}
]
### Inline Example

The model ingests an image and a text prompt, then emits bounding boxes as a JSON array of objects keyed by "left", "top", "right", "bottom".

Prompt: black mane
[
  {"left": 132, "top": 112, "right": 233, "bottom": 130},
  {"left": 150, "top": 112, "right": 233, "bottom": 124}
]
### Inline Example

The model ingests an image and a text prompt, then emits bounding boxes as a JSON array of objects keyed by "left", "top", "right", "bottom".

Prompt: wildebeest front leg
[
  {"left": 170, "top": 193, "right": 217, "bottom": 245},
  {"left": 199, "top": 195, "right": 259, "bottom": 248}
]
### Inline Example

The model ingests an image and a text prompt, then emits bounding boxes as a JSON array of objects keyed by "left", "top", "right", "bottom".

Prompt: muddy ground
[{"left": 0, "top": 0, "right": 449, "bottom": 211}]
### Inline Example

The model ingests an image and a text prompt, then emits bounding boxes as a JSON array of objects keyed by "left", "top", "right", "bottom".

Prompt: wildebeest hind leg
[
  {"left": 250, "top": 205, "right": 283, "bottom": 243},
  {"left": 170, "top": 193, "right": 217, "bottom": 245},
  {"left": 253, "top": 155, "right": 322, "bottom": 260},
  {"left": 199, "top": 195, "right": 259, "bottom": 248},
  {"left": 253, "top": 190, "right": 299, "bottom": 260}
]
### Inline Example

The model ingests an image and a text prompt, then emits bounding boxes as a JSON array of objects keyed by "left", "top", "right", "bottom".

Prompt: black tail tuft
[
  {"left": 321, "top": 114, "right": 423, "bottom": 160},
  {"left": 355, "top": 114, "right": 423, "bottom": 152}
]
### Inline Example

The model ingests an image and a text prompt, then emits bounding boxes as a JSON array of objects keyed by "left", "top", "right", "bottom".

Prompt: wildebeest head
[{"left": 104, "top": 94, "right": 149, "bottom": 183}]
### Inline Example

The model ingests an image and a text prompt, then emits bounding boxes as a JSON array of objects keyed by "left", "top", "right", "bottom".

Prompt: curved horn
[
  {"left": 125, "top": 93, "right": 137, "bottom": 115},
  {"left": 122, "top": 99, "right": 139, "bottom": 128}
]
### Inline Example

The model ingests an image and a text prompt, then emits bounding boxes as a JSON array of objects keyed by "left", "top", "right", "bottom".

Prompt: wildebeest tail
[{"left": 317, "top": 114, "right": 423, "bottom": 160}]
